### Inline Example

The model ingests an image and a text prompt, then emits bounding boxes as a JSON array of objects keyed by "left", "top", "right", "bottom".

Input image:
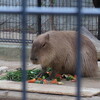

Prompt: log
[{"left": 81, "top": 26, "right": 100, "bottom": 60}]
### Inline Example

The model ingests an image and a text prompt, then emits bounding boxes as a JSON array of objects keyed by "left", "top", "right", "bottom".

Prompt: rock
[{"left": 0, "top": 66, "right": 8, "bottom": 74}]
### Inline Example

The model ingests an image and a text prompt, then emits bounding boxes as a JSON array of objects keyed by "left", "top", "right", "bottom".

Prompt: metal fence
[
  {"left": 0, "top": 0, "right": 100, "bottom": 43},
  {"left": 0, "top": 0, "right": 100, "bottom": 100}
]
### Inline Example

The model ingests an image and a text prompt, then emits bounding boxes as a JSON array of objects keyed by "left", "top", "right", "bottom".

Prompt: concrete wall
[{"left": 0, "top": 43, "right": 31, "bottom": 61}]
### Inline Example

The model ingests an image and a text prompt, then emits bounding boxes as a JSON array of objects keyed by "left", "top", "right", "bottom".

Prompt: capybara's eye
[{"left": 41, "top": 43, "right": 46, "bottom": 48}]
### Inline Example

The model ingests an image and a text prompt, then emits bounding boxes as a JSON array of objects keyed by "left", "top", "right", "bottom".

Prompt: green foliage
[
  {"left": 0, "top": 76, "right": 7, "bottom": 80},
  {"left": 0, "top": 69, "right": 41, "bottom": 82},
  {"left": 27, "top": 69, "right": 41, "bottom": 80}
]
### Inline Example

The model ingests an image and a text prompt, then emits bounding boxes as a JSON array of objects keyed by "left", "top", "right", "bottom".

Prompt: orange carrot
[
  {"left": 37, "top": 78, "right": 42, "bottom": 81},
  {"left": 43, "top": 79, "right": 48, "bottom": 84},
  {"left": 50, "top": 79, "right": 58, "bottom": 84},
  {"left": 28, "top": 78, "right": 36, "bottom": 83}
]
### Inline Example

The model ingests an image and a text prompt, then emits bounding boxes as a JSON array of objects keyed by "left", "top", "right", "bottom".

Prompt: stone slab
[{"left": 0, "top": 80, "right": 100, "bottom": 97}]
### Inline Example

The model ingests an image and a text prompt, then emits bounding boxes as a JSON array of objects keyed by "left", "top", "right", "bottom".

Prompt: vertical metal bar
[
  {"left": 98, "top": 16, "right": 100, "bottom": 40},
  {"left": 76, "top": 0, "right": 82, "bottom": 100},
  {"left": 37, "top": 0, "right": 41, "bottom": 35},
  {"left": 50, "top": 0, "right": 54, "bottom": 30},
  {"left": 21, "top": 0, "right": 27, "bottom": 100}
]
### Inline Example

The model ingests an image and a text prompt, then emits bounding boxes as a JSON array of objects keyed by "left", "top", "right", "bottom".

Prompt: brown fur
[{"left": 30, "top": 31, "right": 98, "bottom": 77}]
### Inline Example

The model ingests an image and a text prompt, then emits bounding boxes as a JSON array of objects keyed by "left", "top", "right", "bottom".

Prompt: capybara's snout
[{"left": 30, "top": 56, "right": 39, "bottom": 64}]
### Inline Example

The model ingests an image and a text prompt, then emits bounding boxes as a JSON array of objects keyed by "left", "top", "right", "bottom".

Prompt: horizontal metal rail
[
  {"left": 0, "top": 38, "right": 32, "bottom": 43},
  {"left": 0, "top": 6, "right": 100, "bottom": 15}
]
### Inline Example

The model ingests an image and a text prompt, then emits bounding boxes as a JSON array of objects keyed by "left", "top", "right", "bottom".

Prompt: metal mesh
[
  {"left": 0, "top": 0, "right": 100, "bottom": 100},
  {"left": 0, "top": 0, "right": 99, "bottom": 43}
]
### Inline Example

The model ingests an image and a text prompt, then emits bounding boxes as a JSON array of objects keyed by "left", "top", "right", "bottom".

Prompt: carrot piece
[
  {"left": 74, "top": 75, "right": 77, "bottom": 78},
  {"left": 28, "top": 78, "right": 36, "bottom": 83},
  {"left": 43, "top": 79, "right": 48, "bottom": 84},
  {"left": 50, "top": 79, "right": 58, "bottom": 84},
  {"left": 37, "top": 78, "right": 42, "bottom": 81}
]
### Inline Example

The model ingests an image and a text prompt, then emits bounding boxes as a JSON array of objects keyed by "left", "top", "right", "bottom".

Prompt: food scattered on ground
[
  {"left": 0, "top": 67, "right": 77, "bottom": 85},
  {"left": 50, "top": 79, "right": 58, "bottom": 84},
  {"left": 43, "top": 79, "right": 48, "bottom": 84},
  {"left": 57, "top": 82, "right": 64, "bottom": 85},
  {"left": 62, "top": 74, "right": 77, "bottom": 81},
  {"left": 28, "top": 78, "right": 36, "bottom": 83},
  {"left": 0, "top": 68, "right": 41, "bottom": 81}
]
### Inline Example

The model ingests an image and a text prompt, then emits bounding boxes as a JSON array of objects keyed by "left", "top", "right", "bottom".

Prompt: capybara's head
[{"left": 30, "top": 33, "right": 55, "bottom": 67}]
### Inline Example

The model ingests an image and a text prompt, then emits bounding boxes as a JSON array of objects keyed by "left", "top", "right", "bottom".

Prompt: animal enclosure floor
[
  {"left": 0, "top": 59, "right": 100, "bottom": 89},
  {"left": 63, "top": 78, "right": 100, "bottom": 89},
  {"left": 0, "top": 60, "right": 100, "bottom": 100}
]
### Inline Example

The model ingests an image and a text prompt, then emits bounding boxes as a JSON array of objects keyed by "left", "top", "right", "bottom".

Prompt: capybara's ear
[{"left": 45, "top": 34, "right": 49, "bottom": 42}]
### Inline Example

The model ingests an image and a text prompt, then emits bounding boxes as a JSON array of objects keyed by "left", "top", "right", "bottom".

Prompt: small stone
[
  {"left": 71, "top": 79, "right": 76, "bottom": 82},
  {"left": 0, "top": 66, "right": 8, "bottom": 74},
  {"left": 57, "top": 82, "right": 64, "bottom": 85}
]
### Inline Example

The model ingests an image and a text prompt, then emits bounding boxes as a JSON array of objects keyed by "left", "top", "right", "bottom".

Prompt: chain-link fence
[
  {"left": 0, "top": 0, "right": 99, "bottom": 43},
  {"left": 0, "top": 0, "right": 100, "bottom": 100}
]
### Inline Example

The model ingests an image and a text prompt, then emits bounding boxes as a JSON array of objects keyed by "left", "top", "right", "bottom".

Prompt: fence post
[
  {"left": 21, "top": 0, "right": 27, "bottom": 99},
  {"left": 50, "top": 0, "right": 55, "bottom": 30},
  {"left": 37, "top": 0, "right": 41, "bottom": 35},
  {"left": 76, "top": 0, "right": 82, "bottom": 100},
  {"left": 98, "top": 16, "right": 100, "bottom": 40}
]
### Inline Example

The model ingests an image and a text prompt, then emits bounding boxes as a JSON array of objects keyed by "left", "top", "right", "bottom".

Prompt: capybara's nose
[{"left": 30, "top": 57, "right": 38, "bottom": 61}]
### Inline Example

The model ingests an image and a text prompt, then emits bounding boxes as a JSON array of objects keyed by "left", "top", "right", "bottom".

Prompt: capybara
[{"left": 30, "top": 31, "right": 98, "bottom": 77}]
